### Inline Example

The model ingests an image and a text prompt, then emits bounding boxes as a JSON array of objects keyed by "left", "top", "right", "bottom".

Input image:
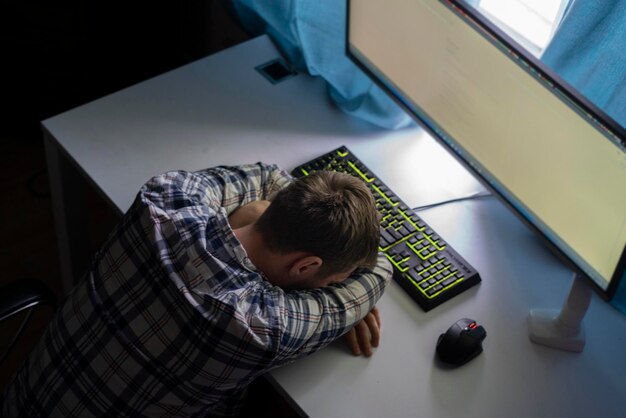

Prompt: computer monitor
[{"left": 347, "top": 0, "right": 626, "bottom": 350}]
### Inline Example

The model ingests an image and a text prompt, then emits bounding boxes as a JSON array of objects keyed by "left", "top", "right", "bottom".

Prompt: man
[{"left": 2, "top": 163, "right": 392, "bottom": 416}]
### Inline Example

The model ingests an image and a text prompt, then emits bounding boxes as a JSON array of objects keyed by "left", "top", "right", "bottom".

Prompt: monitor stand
[{"left": 527, "top": 272, "right": 592, "bottom": 352}]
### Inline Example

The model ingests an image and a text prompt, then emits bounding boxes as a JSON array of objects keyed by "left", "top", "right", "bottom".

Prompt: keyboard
[{"left": 292, "top": 146, "right": 481, "bottom": 311}]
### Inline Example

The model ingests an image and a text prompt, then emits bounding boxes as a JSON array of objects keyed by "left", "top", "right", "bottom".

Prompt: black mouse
[{"left": 436, "top": 318, "right": 486, "bottom": 367}]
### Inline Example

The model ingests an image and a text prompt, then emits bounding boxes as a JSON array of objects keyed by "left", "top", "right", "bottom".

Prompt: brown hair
[{"left": 254, "top": 171, "right": 380, "bottom": 276}]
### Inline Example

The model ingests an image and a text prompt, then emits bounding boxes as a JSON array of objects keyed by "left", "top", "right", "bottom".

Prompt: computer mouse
[{"left": 436, "top": 318, "right": 486, "bottom": 367}]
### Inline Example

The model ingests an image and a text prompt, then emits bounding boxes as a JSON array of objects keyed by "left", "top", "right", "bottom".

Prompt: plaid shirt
[{"left": 3, "top": 163, "right": 392, "bottom": 417}]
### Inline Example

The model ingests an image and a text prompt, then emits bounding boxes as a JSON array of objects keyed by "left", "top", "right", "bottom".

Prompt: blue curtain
[
  {"left": 613, "top": 272, "right": 626, "bottom": 315},
  {"left": 541, "top": 0, "right": 626, "bottom": 129},
  {"left": 230, "top": 0, "right": 413, "bottom": 130}
]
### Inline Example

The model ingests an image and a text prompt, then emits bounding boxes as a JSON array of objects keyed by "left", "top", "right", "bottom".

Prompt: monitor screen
[{"left": 348, "top": 0, "right": 626, "bottom": 298}]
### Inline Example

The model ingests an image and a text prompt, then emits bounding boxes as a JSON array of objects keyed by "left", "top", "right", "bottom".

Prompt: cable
[{"left": 413, "top": 191, "right": 493, "bottom": 211}]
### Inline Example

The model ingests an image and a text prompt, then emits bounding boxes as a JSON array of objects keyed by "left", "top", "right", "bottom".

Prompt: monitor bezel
[{"left": 346, "top": 0, "right": 626, "bottom": 300}]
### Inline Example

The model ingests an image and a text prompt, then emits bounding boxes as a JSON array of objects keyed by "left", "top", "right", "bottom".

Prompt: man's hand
[
  {"left": 344, "top": 306, "right": 381, "bottom": 357},
  {"left": 228, "top": 200, "right": 271, "bottom": 229}
]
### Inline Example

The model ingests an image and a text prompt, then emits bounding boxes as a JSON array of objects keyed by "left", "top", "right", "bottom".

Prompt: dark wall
[
  {"left": 0, "top": 2, "right": 253, "bottom": 392},
  {"left": 1, "top": 1, "right": 249, "bottom": 138}
]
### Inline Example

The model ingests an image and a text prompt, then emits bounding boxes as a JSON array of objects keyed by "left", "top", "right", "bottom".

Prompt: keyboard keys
[
  {"left": 442, "top": 276, "right": 458, "bottom": 287},
  {"left": 292, "top": 146, "right": 481, "bottom": 311}
]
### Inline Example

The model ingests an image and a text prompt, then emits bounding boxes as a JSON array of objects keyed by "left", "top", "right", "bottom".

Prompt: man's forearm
[{"left": 280, "top": 254, "right": 393, "bottom": 357}]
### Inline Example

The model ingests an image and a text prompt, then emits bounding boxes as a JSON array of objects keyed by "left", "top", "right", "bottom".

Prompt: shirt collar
[{"left": 216, "top": 207, "right": 261, "bottom": 273}]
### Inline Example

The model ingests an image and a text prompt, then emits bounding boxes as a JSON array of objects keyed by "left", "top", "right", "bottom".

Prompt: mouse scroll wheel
[{"left": 468, "top": 322, "right": 477, "bottom": 330}]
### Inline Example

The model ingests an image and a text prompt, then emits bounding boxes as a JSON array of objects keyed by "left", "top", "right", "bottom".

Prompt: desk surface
[{"left": 43, "top": 36, "right": 626, "bottom": 418}]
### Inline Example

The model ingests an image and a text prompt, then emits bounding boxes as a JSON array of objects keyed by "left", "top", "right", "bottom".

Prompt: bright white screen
[{"left": 349, "top": 0, "right": 626, "bottom": 290}]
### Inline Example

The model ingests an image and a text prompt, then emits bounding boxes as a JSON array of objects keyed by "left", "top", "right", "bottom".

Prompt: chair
[{"left": 0, "top": 278, "right": 57, "bottom": 367}]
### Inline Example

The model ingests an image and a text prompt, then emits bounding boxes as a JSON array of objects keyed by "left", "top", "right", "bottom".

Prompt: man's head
[{"left": 252, "top": 171, "right": 380, "bottom": 289}]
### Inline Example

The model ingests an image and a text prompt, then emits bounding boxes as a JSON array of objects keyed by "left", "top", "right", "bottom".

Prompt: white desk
[{"left": 43, "top": 36, "right": 626, "bottom": 418}]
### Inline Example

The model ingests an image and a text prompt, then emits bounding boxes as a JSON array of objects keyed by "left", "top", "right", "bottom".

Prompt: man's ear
[{"left": 289, "top": 255, "right": 323, "bottom": 279}]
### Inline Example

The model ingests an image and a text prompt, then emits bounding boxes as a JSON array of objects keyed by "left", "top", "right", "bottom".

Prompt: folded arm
[
  {"left": 140, "top": 163, "right": 292, "bottom": 218},
  {"left": 277, "top": 254, "right": 393, "bottom": 361}
]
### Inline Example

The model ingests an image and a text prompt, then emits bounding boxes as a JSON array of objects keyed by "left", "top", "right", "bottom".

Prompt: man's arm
[
  {"left": 140, "top": 163, "right": 292, "bottom": 218},
  {"left": 276, "top": 254, "right": 393, "bottom": 361},
  {"left": 196, "top": 164, "right": 292, "bottom": 215},
  {"left": 134, "top": 163, "right": 291, "bottom": 293}
]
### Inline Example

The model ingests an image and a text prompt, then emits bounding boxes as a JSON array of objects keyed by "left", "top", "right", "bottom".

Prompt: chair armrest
[{"left": 0, "top": 278, "right": 57, "bottom": 323}]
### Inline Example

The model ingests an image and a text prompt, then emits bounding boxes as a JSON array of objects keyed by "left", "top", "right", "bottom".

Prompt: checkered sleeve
[
  {"left": 194, "top": 163, "right": 293, "bottom": 215},
  {"left": 277, "top": 254, "right": 393, "bottom": 361},
  {"left": 140, "top": 162, "right": 292, "bottom": 219},
  {"left": 135, "top": 161, "right": 293, "bottom": 302}
]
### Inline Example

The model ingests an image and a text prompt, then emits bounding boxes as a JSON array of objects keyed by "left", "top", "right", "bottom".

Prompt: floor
[{"left": 0, "top": 0, "right": 282, "bottom": 400}]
